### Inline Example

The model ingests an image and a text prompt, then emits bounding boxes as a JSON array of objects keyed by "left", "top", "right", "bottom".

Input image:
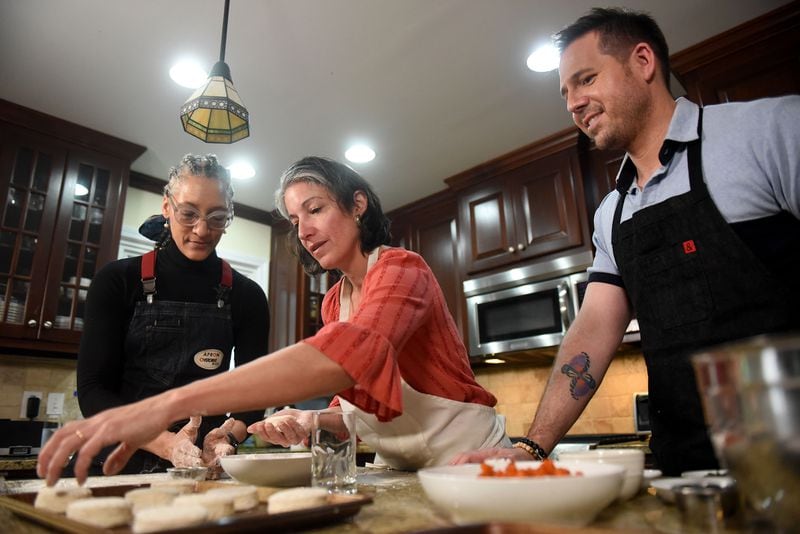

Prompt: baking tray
[
  {"left": 409, "top": 523, "right": 647, "bottom": 534},
  {"left": 0, "top": 483, "right": 372, "bottom": 533}
]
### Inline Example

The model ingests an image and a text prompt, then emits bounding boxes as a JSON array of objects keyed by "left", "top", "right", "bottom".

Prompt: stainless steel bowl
[
  {"left": 692, "top": 333, "right": 800, "bottom": 531},
  {"left": 166, "top": 466, "right": 209, "bottom": 481}
]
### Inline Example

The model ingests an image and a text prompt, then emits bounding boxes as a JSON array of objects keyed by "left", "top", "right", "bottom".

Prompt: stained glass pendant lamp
[{"left": 180, "top": 0, "right": 249, "bottom": 143}]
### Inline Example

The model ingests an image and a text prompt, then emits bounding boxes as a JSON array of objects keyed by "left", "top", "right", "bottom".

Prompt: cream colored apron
[{"left": 337, "top": 248, "right": 510, "bottom": 470}]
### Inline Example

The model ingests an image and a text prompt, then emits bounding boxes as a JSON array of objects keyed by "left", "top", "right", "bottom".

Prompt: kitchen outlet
[
  {"left": 46, "top": 392, "right": 65, "bottom": 415},
  {"left": 20, "top": 391, "right": 43, "bottom": 419}
]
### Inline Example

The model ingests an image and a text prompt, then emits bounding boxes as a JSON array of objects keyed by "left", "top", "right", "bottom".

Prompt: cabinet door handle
[
  {"left": 43, "top": 320, "right": 53, "bottom": 329},
  {"left": 27, "top": 319, "right": 38, "bottom": 328},
  {"left": 517, "top": 243, "right": 525, "bottom": 251},
  {"left": 507, "top": 246, "right": 515, "bottom": 253}
]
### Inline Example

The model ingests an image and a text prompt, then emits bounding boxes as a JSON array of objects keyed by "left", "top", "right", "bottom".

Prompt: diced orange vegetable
[{"left": 478, "top": 459, "right": 580, "bottom": 477}]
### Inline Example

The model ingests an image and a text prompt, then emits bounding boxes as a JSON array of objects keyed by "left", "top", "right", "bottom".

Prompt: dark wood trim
[
  {"left": 386, "top": 187, "right": 456, "bottom": 219},
  {"left": 129, "top": 170, "right": 166, "bottom": 195},
  {"left": 129, "top": 170, "right": 282, "bottom": 226},
  {"left": 670, "top": 1, "right": 800, "bottom": 85},
  {"left": 0, "top": 98, "right": 146, "bottom": 162},
  {"left": 444, "top": 126, "right": 580, "bottom": 191}
]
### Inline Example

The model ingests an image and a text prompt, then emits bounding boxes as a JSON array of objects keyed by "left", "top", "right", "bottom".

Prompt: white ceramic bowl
[
  {"left": 417, "top": 460, "right": 624, "bottom": 527},
  {"left": 557, "top": 448, "right": 645, "bottom": 501},
  {"left": 220, "top": 452, "right": 312, "bottom": 487}
]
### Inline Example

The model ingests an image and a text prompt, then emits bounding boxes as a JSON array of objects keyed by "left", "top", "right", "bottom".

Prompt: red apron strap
[
  {"left": 141, "top": 250, "right": 157, "bottom": 304},
  {"left": 217, "top": 259, "right": 233, "bottom": 308}
]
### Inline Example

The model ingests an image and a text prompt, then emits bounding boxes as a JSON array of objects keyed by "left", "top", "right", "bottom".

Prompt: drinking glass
[{"left": 311, "top": 409, "right": 357, "bottom": 494}]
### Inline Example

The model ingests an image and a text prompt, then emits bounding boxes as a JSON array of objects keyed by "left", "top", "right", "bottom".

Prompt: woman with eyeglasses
[
  {"left": 39, "top": 156, "right": 509, "bottom": 485},
  {"left": 72, "top": 154, "right": 269, "bottom": 476}
]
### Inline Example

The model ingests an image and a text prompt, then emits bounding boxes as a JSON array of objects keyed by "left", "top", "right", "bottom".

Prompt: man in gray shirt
[{"left": 455, "top": 7, "right": 799, "bottom": 475}]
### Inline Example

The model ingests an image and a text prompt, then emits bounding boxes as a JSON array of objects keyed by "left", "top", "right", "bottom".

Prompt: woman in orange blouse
[{"left": 38, "top": 157, "right": 509, "bottom": 484}]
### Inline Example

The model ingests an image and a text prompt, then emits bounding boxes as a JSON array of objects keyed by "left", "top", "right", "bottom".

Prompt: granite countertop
[
  {"left": 0, "top": 457, "right": 38, "bottom": 471},
  {"left": 1, "top": 468, "right": 694, "bottom": 533}
]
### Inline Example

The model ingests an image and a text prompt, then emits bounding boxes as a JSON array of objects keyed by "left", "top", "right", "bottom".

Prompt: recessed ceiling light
[
  {"left": 227, "top": 162, "right": 256, "bottom": 180},
  {"left": 526, "top": 43, "right": 560, "bottom": 72},
  {"left": 345, "top": 144, "right": 376, "bottom": 163},
  {"left": 169, "top": 61, "right": 208, "bottom": 89}
]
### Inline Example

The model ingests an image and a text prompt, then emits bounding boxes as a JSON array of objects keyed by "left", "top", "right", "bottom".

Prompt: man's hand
[
  {"left": 449, "top": 446, "right": 535, "bottom": 465},
  {"left": 168, "top": 416, "right": 203, "bottom": 467},
  {"left": 247, "top": 408, "right": 313, "bottom": 447}
]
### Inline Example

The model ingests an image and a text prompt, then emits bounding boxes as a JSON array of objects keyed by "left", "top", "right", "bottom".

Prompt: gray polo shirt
[{"left": 590, "top": 95, "right": 800, "bottom": 282}]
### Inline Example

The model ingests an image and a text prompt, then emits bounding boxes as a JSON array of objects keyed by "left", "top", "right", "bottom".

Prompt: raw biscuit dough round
[
  {"left": 124, "top": 487, "right": 178, "bottom": 512},
  {"left": 173, "top": 492, "right": 235, "bottom": 520},
  {"left": 132, "top": 503, "right": 208, "bottom": 533},
  {"left": 34, "top": 485, "right": 92, "bottom": 513},
  {"left": 268, "top": 487, "right": 329, "bottom": 513},
  {"left": 65, "top": 496, "right": 133, "bottom": 528}
]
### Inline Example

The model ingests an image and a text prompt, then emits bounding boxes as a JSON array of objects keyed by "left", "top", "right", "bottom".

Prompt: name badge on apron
[{"left": 194, "top": 349, "right": 224, "bottom": 370}]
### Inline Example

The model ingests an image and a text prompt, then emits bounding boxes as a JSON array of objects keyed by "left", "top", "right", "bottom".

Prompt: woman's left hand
[
  {"left": 200, "top": 418, "right": 237, "bottom": 477},
  {"left": 36, "top": 396, "right": 173, "bottom": 485}
]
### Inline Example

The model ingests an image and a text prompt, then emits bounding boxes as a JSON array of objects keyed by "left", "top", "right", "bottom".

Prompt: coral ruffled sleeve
[{"left": 302, "top": 249, "right": 434, "bottom": 422}]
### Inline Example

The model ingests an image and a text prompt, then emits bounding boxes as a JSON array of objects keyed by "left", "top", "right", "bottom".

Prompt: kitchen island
[{"left": 2, "top": 468, "right": 692, "bottom": 533}]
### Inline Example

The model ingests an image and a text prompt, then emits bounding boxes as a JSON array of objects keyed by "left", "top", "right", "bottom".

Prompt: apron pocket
[
  {"left": 143, "top": 324, "right": 185, "bottom": 385},
  {"left": 636, "top": 245, "right": 713, "bottom": 329}
]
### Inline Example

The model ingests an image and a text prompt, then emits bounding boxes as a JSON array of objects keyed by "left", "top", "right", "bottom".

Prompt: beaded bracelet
[{"left": 512, "top": 438, "right": 548, "bottom": 460}]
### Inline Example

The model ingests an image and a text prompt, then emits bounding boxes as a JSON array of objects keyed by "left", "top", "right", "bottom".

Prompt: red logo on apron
[{"left": 683, "top": 240, "right": 697, "bottom": 254}]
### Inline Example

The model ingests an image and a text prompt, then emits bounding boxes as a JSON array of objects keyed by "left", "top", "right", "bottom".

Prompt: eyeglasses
[{"left": 168, "top": 195, "right": 232, "bottom": 230}]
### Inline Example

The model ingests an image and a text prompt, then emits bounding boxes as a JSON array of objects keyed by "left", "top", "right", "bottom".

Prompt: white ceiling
[{"left": 0, "top": 0, "right": 788, "bottom": 214}]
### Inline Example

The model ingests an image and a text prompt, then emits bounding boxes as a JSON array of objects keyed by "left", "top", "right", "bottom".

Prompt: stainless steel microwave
[{"left": 464, "top": 251, "right": 594, "bottom": 359}]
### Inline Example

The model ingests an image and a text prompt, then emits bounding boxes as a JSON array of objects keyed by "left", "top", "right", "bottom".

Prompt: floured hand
[{"left": 168, "top": 416, "right": 203, "bottom": 467}]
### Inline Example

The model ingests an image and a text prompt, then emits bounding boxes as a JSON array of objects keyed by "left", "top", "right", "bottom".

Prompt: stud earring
[{"left": 355, "top": 214, "right": 362, "bottom": 226}]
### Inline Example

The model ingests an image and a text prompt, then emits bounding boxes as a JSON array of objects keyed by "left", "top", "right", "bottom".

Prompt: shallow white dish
[
  {"left": 417, "top": 460, "right": 625, "bottom": 527},
  {"left": 681, "top": 469, "right": 729, "bottom": 478},
  {"left": 650, "top": 475, "right": 736, "bottom": 504},
  {"left": 220, "top": 452, "right": 312, "bottom": 487},
  {"left": 641, "top": 468, "right": 662, "bottom": 489}
]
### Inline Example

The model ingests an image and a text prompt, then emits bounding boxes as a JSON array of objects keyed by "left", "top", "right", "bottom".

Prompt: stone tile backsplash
[
  {"left": 1, "top": 351, "right": 647, "bottom": 440},
  {"left": 474, "top": 352, "right": 648, "bottom": 438},
  {"left": 0, "top": 355, "right": 81, "bottom": 424}
]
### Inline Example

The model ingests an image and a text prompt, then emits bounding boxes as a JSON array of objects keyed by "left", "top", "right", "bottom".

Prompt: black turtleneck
[{"left": 76, "top": 240, "right": 270, "bottom": 425}]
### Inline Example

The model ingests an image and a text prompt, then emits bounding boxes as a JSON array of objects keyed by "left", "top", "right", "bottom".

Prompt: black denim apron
[
  {"left": 611, "top": 109, "right": 799, "bottom": 475},
  {"left": 88, "top": 250, "right": 234, "bottom": 474}
]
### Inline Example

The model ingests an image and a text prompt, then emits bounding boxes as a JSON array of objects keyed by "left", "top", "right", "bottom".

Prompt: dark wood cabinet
[
  {"left": 388, "top": 191, "right": 464, "bottom": 336},
  {"left": 0, "top": 100, "right": 145, "bottom": 355},
  {"left": 449, "top": 130, "right": 590, "bottom": 276},
  {"left": 671, "top": 1, "right": 800, "bottom": 106},
  {"left": 267, "top": 222, "right": 339, "bottom": 352}
]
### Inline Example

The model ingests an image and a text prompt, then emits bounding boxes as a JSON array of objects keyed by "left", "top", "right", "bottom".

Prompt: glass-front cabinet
[{"left": 0, "top": 99, "right": 145, "bottom": 355}]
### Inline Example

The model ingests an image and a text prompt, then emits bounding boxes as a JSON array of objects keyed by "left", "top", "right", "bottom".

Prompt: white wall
[{"left": 120, "top": 188, "right": 271, "bottom": 293}]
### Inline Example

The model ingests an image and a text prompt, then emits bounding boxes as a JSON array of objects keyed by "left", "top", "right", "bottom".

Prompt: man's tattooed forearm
[{"left": 561, "top": 352, "right": 597, "bottom": 400}]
